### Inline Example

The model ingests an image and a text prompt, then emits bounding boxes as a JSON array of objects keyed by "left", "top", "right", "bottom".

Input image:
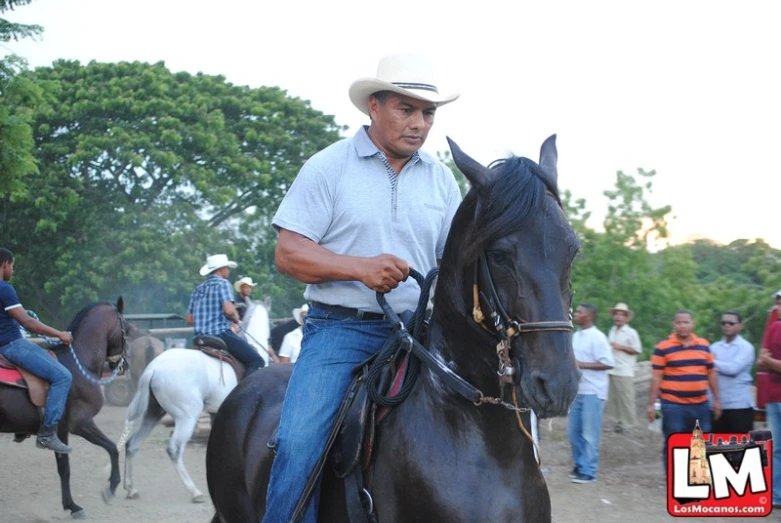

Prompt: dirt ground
[{"left": 1, "top": 371, "right": 777, "bottom": 523}]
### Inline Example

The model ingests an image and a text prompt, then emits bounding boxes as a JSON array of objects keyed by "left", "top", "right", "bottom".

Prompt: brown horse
[
  {"left": 206, "top": 137, "right": 581, "bottom": 522},
  {"left": 0, "top": 298, "right": 129, "bottom": 519}
]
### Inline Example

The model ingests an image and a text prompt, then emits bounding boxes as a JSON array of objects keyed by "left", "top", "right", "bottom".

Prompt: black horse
[
  {"left": 0, "top": 298, "right": 129, "bottom": 519},
  {"left": 206, "top": 137, "right": 581, "bottom": 522}
]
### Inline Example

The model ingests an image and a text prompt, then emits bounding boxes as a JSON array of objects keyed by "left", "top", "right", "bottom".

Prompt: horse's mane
[
  {"left": 461, "top": 156, "right": 559, "bottom": 262},
  {"left": 66, "top": 301, "right": 111, "bottom": 333}
]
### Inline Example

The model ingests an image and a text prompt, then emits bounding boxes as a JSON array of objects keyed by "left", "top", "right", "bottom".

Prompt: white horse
[{"left": 121, "top": 302, "right": 271, "bottom": 503}]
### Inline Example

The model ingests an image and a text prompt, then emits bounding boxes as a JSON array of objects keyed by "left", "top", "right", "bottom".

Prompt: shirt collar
[{"left": 353, "top": 125, "right": 423, "bottom": 165}]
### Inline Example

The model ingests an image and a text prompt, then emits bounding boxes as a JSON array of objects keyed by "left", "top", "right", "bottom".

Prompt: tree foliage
[
  {"left": 0, "top": 0, "right": 45, "bottom": 197},
  {"left": 0, "top": 0, "right": 42, "bottom": 42},
  {"left": 1, "top": 60, "right": 343, "bottom": 322}
]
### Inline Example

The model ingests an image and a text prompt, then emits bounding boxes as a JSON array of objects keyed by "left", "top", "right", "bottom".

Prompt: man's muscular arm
[{"left": 275, "top": 229, "right": 410, "bottom": 294}]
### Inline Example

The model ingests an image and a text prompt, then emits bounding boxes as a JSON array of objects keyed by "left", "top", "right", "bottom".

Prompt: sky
[{"left": 4, "top": 0, "right": 781, "bottom": 248}]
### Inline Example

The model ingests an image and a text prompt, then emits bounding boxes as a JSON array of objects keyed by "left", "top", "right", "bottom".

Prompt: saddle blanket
[{"left": 0, "top": 367, "right": 25, "bottom": 388}]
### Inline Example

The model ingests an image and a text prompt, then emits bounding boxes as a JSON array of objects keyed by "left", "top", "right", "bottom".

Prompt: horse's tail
[{"left": 127, "top": 368, "right": 155, "bottom": 423}]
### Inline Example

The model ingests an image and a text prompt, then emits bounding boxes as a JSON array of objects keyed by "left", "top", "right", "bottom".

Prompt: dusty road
[{"left": 0, "top": 383, "right": 776, "bottom": 522}]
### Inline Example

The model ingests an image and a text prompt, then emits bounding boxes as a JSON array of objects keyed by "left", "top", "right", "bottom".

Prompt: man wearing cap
[
  {"left": 186, "top": 254, "right": 265, "bottom": 376},
  {"left": 278, "top": 304, "right": 308, "bottom": 363},
  {"left": 606, "top": 302, "right": 642, "bottom": 434},
  {"left": 234, "top": 276, "right": 257, "bottom": 322},
  {"left": 266, "top": 54, "right": 461, "bottom": 522}
]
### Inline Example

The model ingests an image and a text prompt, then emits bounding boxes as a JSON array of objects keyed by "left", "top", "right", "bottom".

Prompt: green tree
[
  {"left": 0, "top": 0, "right": 44, "bottom": 197},
  {"left": 0, "top": 0, "right": 41, "bottom": 42},
  {"left": 1, "top": 60, "right": 344, "bottom": 322},
  {"left": 567, "top": 168, "right": 689, "bottom": 357}
]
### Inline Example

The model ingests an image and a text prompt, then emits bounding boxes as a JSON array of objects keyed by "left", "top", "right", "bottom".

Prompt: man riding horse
[
  {"left": 266, "top": 54, "right": 461, "bottom": 523},
  {"left": 0, "top": 247, "right": 74, "bottom": 453},
  {"left": 186, "top": 254, "right": 265, "bottom": 377}
]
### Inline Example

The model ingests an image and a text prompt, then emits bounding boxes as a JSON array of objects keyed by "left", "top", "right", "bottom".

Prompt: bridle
[
  {"left": 105, "top": 305, "right": 129, "bottom": 372},
  {"left": 472, "top": 250, "right": 573, "bottom": 388}
]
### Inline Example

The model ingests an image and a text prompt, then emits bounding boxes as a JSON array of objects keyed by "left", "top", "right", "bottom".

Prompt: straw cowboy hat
[
  {"left": 292, "top": 304, "right": 309, "bottom": 325},
  {"left": 348, "top": 54, "right": 460, "bottom": 116},
  {"left": 199, "top": 254, "right": 237, "bottom": 276},
  {"left": 609, "top": 302, "right": 635, "bottom": 321},
  {"left": 233, "top": 276, "right": 257, "bottom": 293}
]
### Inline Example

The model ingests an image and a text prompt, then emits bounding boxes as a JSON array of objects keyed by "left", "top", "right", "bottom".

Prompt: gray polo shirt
[{"left": 273, "top": 126, "right": 462, "bottom": 313}]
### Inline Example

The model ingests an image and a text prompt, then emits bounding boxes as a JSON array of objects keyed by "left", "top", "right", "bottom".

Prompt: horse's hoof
[
  {"left": 102, "top": 486, "right": 115, "bottom": 504},
  {"left": 192, "top": 493, "right": 207, "bottom": 503},
  {"left": 71, "top": 509, "right": 87, "bottom": 519},
  {"left": 126, "top": 488, "right": 140, "bottom": 500}
]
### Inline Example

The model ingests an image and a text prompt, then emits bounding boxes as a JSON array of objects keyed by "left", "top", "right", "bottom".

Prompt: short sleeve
[
  {"left": 272, "top": 160, "right": 334, "bottom": 243},
  {"left": 219, "top": 280, "right": 234, "bottom": 304},
  {"left": 436, "top": 168, "right": 463, "bottom": 259},
  {"left": 595, "top": 332, "right": 614, "bottom": 366},
  {"left": 0, "top": 283, "right": 21, "bottom": 311},
  {"left": 651, "top": 345, "right": 666, "bottom": 372},
  {"left": 278, "top": 331, "right": 295, "bottom": 358}
]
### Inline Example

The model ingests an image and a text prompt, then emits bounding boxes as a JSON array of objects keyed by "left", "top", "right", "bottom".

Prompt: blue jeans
[
  {"left": 661, "top": 401, "right": 711, "bottom": 475},
  {"left": 216, "top": 330, "right": 265, "bottom": 374},
  {"left": 568, "top": 393, "right": 605, "bottom": 478},
  {"left": 766, "top": 402, "right": 781, "bottom": 504},
  {"left": 263, "top": 306, "right": 393, "bottom": 523},
  {"left": 0, "top": 337, "right": 72, "bottom": 427}
]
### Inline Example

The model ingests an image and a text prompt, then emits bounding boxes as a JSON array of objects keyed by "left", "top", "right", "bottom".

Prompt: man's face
[
  {"left": 673, "top": 313, "right": 694, "bottom": 338},
  {"left": 368, "top": 93, "right": 436, "bottom": 160},
  {"left": 573, "top": 306, "right": 590, "bottom": 326},
  {"left": 240, "top": 284, "right": 253, "bottom": 298},
  {"left": 720, "top": 313, "right": 742, "bottom": 338},
  {"left": 1, "top": 260, "right": 14, "bottom": 282},
  {"left": 612, "top": 310, "right": 628, "bottom": 327}
]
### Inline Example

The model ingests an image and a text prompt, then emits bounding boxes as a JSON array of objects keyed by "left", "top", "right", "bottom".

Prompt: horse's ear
[
  {"left": 447, "top": 137, "right": 493, "bottom": 189},
  {"left": 116, "top": 296, "right": 124, "bottom": 314},
  {"left": 539, "top": 134, "right": 558, "bottom": 187}
]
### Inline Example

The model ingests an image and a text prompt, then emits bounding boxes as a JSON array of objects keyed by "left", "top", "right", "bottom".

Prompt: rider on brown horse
[{"left": 0, "top": 247, "right": 74, "bottom": 453}]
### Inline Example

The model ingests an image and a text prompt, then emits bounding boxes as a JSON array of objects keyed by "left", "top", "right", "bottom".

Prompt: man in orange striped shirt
[{"left": 647, "top": 310, "right": 721, "bottom": 474}]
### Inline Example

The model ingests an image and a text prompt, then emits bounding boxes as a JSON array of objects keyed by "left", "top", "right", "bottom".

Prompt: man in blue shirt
[
  {"left": 0, "top": 247, "right": 74, "bottom": 453},
  {"left": 186, "top": 254, "right": 264, "bottom": 376},
  {"left": 711, "top": 311, "right": 755, "bottom": 433}
]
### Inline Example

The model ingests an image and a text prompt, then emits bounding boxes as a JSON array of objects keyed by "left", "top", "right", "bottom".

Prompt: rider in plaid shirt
[{"left": 186, "top": 254, "right": 265, "bottom": 376}]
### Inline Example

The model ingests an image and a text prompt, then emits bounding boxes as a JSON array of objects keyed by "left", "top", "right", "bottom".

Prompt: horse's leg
[
  {"left": 124, "top": 402, "right": 166, "bottom": 499},
  {"left": 55, "top": 431, "right": 86, "bottom": 519},
  {"left": 167, "top": 413, "right": 206, "bottom": 503},
  {"left": 71, "top": 419, "right": 120, "bottom": 503}
]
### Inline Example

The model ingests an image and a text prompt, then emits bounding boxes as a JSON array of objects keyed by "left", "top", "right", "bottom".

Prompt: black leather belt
[{"left": 310, "top": 301, "right": 386, "bottom": 321}]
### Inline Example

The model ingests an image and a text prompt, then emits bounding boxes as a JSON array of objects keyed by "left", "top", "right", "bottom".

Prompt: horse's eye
[{"left": 488, "top": 250, "right": 512, "bottom": 265}]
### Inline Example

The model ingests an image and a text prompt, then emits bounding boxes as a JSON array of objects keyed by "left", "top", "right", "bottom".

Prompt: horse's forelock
[{"left": 460, "top": 156, "right": 552, "bottom": 262}]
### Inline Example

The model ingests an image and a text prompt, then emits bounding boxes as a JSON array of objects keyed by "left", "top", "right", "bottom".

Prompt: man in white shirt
[
  {"left": 568, "top": 303, "right": 614, "bottom": 484},
  {"left": 606, "top": 302, "right": 642, "bottom": 434},
  {"left": 278, "top": 304, "right": 308, "bottom": 364}
]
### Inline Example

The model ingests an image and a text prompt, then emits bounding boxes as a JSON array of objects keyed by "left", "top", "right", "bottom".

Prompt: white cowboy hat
[
  {"left": 348, "top": 54, "right": 460, "bottom": 116},
  {"left": 773, "top": 289, "right": 781, "bottom": 299},
  {"left": 292, "top": 303, "right": 309, "bottom": 325},
  {"left": 233, "top": 276, "right": 257, "bottom": 293},
  {"left": 609, "top": 302, "right": 635, "bottom": 321},
  {"left": 199, "top": 254, "right": 237, "bottom": 276}
]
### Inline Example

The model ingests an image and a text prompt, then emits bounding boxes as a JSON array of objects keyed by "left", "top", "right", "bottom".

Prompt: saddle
[
  {"left": 0, "top": 351, "right": 55, "bottom": 408},
  {"left": 192, "top": 335, "right": 246, "bottom": 381}
]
